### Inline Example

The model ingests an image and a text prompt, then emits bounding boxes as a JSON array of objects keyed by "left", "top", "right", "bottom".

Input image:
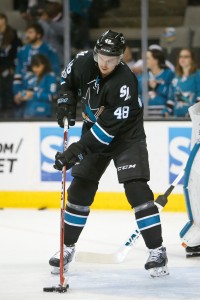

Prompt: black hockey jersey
[{"left": 60, "top": 51, "right": 146, "bottom": 155}]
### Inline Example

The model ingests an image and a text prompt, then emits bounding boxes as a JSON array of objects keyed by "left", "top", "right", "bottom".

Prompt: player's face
[
  {"left": 26, "top": 28, "right": 41, "bottom": 44},
  {"left": 0, "top": 17, "right": 6, "bottom": 32},
  {"left": 146, "top": 51, "right": 157, "bottom": 69},
  {"left": 97, "top": 54, "right": 119, "bottom": 77},
  {"left": 32, "top": 63, "right": 45, "bottom": 76},
  {"left": 178, "top": 50, "right": 192, "bottom": 68}
]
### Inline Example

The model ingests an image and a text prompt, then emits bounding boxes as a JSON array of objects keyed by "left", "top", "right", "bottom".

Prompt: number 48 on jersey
[{"left": 114, "top": 106, "right": 129, "bottom": 119}]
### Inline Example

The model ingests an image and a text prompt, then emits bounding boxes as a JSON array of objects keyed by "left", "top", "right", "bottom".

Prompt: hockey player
[
  {"left": 49, "top": 30, "right": 169, "bottom": 277},
  {"left": 180, "top": 102, "right": 200, "bottom": 257}
]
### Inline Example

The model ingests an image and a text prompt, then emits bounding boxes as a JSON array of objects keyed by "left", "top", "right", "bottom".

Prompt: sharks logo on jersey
[
  {"left": 93, "top": 75, "right": 100, "bottom": 94},
  {"left": 81, "top": 87, "right": 104, "bottom": 123}
]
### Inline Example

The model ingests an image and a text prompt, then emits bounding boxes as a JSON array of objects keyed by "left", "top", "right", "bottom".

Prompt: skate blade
[
  {"left": 51, "top": 266, "right": 68, "bottom": 275},
  {"left": 149, "top": 265, "right": 169, "bottom": 278},
  {"left": 186, "top": 252, "right": 200, "bottom": 258}
]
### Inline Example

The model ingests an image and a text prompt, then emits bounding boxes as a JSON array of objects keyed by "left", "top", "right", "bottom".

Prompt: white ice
[{"left": 0, "top": 209, "right": 200, "bottom": 300}]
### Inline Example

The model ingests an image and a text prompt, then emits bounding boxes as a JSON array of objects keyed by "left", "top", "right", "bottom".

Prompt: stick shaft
[
  {"left": 60, "top": 118, "right": 68, "bottom": 286},
  {"left": 164, "top": 169, "right": 185, "bottom": 197}
]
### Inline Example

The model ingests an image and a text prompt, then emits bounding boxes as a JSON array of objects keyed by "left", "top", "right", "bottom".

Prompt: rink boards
[{"left": 0, "top": 121, "right": 192, "bottom": 211}]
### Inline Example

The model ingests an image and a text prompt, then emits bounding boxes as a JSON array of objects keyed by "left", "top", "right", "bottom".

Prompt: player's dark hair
[
  {"left": 0, "top": 12, "right": 8, "bottom": 24},
  {"left": 31, "top": 54, "right": 52, "bottom": 81},
  {"left": 148, "top": 49, "right": 167, "bottom": 69},
  {"left": 26, "top": 22, "right": 44, "bottom": 38},
  {"left": 0, "top": 13, "right": 15, "bottom": 47},
  {"left": 176, "top": 48, "right": 198, "bottom": 76}
]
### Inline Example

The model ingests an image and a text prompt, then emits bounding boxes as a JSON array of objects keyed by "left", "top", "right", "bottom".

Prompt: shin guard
[
  {"left": 135, "top": 205, "right": 163, "bottom": 249},
  {"left": 64, "top": 202, "right": 90, "bottom": 245}
]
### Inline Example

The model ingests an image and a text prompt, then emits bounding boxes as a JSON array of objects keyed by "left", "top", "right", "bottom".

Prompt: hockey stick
[
  {"left": 59, "top": 118, "right": 69, "bottom": 289},
  {"left": 44, "top": 118, "right": 69, "bottom": 293},
  {"left": 75, "top": 169, "right": 185, "bottom": 264}
]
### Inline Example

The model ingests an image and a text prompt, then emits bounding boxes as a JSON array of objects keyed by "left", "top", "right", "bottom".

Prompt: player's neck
[
  {"left": 151, "top": 65, "right": 162, "bottom": 76},
  {"left": 31, "top": 39, "right": 43, "bottom": 48},
  {"left": 182, "top": 66, "right": 190, "bottom": 77}
]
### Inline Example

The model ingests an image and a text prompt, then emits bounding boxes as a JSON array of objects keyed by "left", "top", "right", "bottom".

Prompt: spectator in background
[
  {"left": 88, "top": 0, "right": 120, "bottom": 29},
  {"left": 138, "top": 48, "right": 174, "bottom": 116},
  {"left": 14, "top": 54, "right": 57, "bottom": 119},
  {"left": 0, "top": 13, "right": 22, "bottom": 117},
  {"left": 163, "top": 48, "right": 200, "bottom": 117},
  {"left": 38, "top": 1, "right": 64, "bottom": 67},
  {"left": 132, "top": 44, "right": 174, "bottom": 75},
  {"left": 13, "top": 22, "right": 60, "bottom": 98},
  {"left": 17, "top": 0, "right": 46, "bottom": 23},
  {"left": 88, "top": 0, "right": 102, "bottom": 28},
  {"left": 70, "top": 0, "right": 93, "bottom": 51},
  {"left": 123, "top": 46, "right": 135, "bottom": 70}
]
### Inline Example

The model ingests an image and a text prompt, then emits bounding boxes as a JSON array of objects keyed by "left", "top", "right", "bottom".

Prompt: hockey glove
[
  {"left": 57, "top": 91, "right": 76, "bottom": 127},
  {"left": 53, "top": 142, "right": 86, "bottom": 171}
]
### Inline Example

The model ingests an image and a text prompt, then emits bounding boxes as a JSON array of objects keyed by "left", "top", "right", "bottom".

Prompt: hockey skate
[
  {"left": 145, "top": 246, "right": 169, "bottom": 277},
  {"left": 49, "top": 244, "right": 75, "bottom": 275},
  {"left": 186, "top": 245, "right": 200, "bottom": 258}
]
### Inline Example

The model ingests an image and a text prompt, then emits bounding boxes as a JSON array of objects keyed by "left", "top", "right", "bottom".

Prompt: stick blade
[
  {"left": 43, "top": 284, "right": 69, "bottom": 293},
  {"left": 155, "top": 194, "right": 168, "bottom": 208},
  {"left": 75, "top": 245, "right": 132, "bottom": 264},
  {"left": 75, "top": 251, "right": 123, "bottom": 264}
]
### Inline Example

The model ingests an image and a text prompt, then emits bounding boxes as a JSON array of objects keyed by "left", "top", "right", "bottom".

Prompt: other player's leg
[
  {"left": 180, "top": 222, "right": 200, "bottom": 258},
  {"left": 181, "top": 102, "right": 200, "bottom": 258},
  {"left": 185, "top": 245, "right": 200, "bottom": 257}
]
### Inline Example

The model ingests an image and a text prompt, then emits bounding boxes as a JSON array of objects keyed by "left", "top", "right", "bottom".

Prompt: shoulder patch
[{"left": 61, "top": 69, "right": 67, "bottom": 78}]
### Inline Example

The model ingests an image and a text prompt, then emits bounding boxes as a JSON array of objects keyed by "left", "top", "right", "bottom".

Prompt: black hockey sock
[
  {"left": 64, "top": 205, "right": 90, "bottom": 245},
  {"left": 135, "top": 205, "right": 163, "bottom": 249}
]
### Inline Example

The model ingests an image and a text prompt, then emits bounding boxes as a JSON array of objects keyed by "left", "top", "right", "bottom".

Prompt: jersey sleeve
[
  {"left": 156, "top": 69, "right": 174, "bottom": 98},
  {"left": 48, "top": 47, "right": 61, "bottom": 78},
  {"left": 13, "top": 47, "right": 23, "bottom": 95},
  {"left": 58, "top": 51, "right": 90, "bottom": 110},
  {"left": 34, "top": 75, "right": 57, "bottom": 102},
  {"left": 168, "top": 80, "right": 176, "bottom": 102},
  {"left": 195, "top": 70, "right": 200, "bottom": 101}
]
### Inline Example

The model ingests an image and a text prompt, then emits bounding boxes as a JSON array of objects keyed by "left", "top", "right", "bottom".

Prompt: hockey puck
[
  {"left": 38, "top": 207, "right": 47, "bottom": 210},
  {"left": 43, "top": 287, "right": 56, "bottom": 292}
]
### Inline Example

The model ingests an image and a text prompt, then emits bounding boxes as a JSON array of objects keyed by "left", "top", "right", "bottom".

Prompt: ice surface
[{"left": 0, "top": 209, "right": 200, "bottom": 300}]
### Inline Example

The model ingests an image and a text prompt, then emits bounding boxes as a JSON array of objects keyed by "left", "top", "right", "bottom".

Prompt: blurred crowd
[
  {"left": 0, "top": 0, "right": 119, "bottom": 119},
  {"left": 0, "top": 0, "right": 200, "bottom": 120},
  {"left": 126, "top": 45, "right": 200, "bottom": 118}
]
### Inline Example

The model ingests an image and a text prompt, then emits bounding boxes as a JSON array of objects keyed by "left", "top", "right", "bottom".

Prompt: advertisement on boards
[
  {"left": 168, "top": 127, "right": 191, "bottom": 185},
  {"left": 40, "top": 126, "right": 82, "bottom": 182},
  {"left": 0, "top": 121, "right": 192, "bottom": 193}
]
